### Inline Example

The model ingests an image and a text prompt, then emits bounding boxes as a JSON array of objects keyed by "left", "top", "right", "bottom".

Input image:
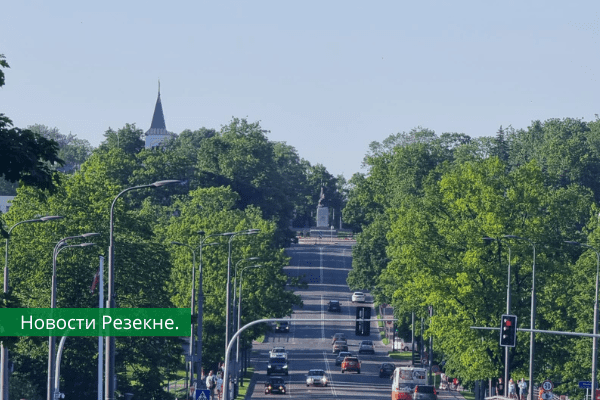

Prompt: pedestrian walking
[
  {"left": 206, "top": 370, "right": 217, "bottom": 396},
  {"left": 508, "top": 379, "right": 517, "bottom": 399},
  {"left": 216, "top": 373, "right": 224, "bottom": 400},
  {"left": 518, "top": 379, "right": 528, "bottom": 400}
]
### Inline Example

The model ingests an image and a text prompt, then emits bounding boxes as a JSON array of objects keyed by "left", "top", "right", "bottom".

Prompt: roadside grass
[
  {"left": 461, "top": 391, "right": 475, "bottom": 400},
  {"left": 234, "top": 366, "right": 255, "bottom": 399},
  {"left": 255, "top": 334, "right": 265, "bottom": 343},
  {"left": 388, "top": 351, "right": 412, "bottom": 360}
]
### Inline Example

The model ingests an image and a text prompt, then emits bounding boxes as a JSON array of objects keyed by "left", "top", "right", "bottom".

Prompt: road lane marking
[
  {"left": 319, "top": 247, "right": 324, "bottom": 284},
  {"left": 323, "top": 350, "right": 338, "bottom": 397},
  {"left": 321, "top": 294, "right": 325, "bottom": 341}
]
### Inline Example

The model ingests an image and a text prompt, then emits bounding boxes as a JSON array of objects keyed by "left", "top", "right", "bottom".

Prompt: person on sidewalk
[
  {"left": 497, "top": 378, "right": 505, "bottom": 396},
  {"left": 508, "top": 379, "right": 517, "bottom": 399},
  {"left": 518, "top": 379, "right": 528, "bottom": 400}
]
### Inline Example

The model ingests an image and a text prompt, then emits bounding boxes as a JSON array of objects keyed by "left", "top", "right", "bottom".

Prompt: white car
[
  {"left": 269, "top": 347, "right": 287, "bottom": 359},
  {"left": 306, "top": 369, "right": 328, "bottom": 387},
  {"left": 352, "top": 292, "right": 366, "bottom": 302}
]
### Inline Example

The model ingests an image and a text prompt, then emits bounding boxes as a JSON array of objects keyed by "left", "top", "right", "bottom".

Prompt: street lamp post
[
  {"left": 504, "top": 235, "right": 536, "bottom": 400},
  {"left": 232, "top": 258, "right": 260, "bottom": 334},
  {"left": 224, "top": 230, "right": 259, "bottom": 357},
  {"left": 236, "top": 265, "right": 262, "bottom": 386},
  {"left": 106, "top": 180, "right": 181, "bottom": 400},
  {"left": 195, "top": 231, "right": 226, "bottom": 388},
  {"left": 2, "top": 215, "right": 63, "bottom": 400},
  {"left": 565, "top": 240, "right": 599, "bottom": 395},
  {"left": 48, "top": 237, "right": 98, "bottom": 400},
  {"left": 170, "top": 241, "right": 196, "bottom": 396},
  {"left": 224, "top": 229, "right": 259, "bottom": 398},
  {"left": 484, "top": 236, "right": 512, "bottom": 396},
  {"left": 231, "top": 258, "right": 259, "bottom": 389}
]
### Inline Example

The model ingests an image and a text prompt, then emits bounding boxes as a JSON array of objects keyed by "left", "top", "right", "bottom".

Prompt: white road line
[
  {"left": 321, "top": 294, "right": 325, "bottom": 341},
  {"left": 322, "top": 350, "right": 338, "bottom": 397},
  {"left": 319, "top": 247, "right": 324, "bottom": 284}
]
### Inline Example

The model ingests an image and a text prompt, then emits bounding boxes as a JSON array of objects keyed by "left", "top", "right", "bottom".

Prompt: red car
[{"left": 341, "top": 356, "right": 361, "bottom": 374}]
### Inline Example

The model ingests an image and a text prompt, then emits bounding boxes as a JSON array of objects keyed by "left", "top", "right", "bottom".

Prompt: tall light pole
[
  {"left": 170, "top": 241, "right": 196, "bottom": 396},
  {"left": 565, "top": 240, "right": 599, "bottom": 395},
  {"left": 2, "top": 215, "right": 63, "bottom": 400},
  {"left": 48, "top": 236, "right": 98, "bottom": 400},
  {"left": 194, "top": 231, "right": 223, "bottom": 388},
  {"left": 231, "top": 258, "right": 259, "bottom": 391},
  {"left": 223, "top": 228, "right": 259, "bottom": 398},
  {"left": 484, "top": 236, "right": 512, "bottom": 396},
  {"left": 106, "top": 180, "right": 181, "bottom": 400},
  {"left": 224, "top": 230, "right": 259, "bottom": 356},
  {"left": 236, "top": 264, "right": 262, "bottom": 387},
  {"left": 504, "top": 235, "right": 535, "bottom": 400},
  {"left": 232, "top": 257, "right": 260, "bottom": 334}
]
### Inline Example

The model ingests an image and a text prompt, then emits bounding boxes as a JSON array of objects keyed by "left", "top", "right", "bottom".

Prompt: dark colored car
[
  {"left": 275, "top": 321, "right": 289, "bottom": 333},
  {"left": 413, "top": 385, "right": 437, "bottom": 400},
  {"left": 265, "top": 377, "right": 287, "bottom": 394},
  {"left": 332, "top": 332, "right": 346, "bottom": 344},
  {"left": 335, "top": 351, "right": 353, "bottom": 366},
  {"left": 267, "top": 357, "right": 289, "bottom": 375},
  {"left": 332, "top": 339, "right": 348, "bottom": 353},
  {"left": 328, "top": 300, "right": 342, "bottom": 312},
  {"left": 341, "top": 356, "right": 361, "bottom": 374},
  {"left": 379, "top": 362, "right": 395, "bottom": 378}
]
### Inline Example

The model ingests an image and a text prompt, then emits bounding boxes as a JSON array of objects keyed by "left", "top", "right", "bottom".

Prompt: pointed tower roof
[
  {"left": 145, "top": 81, "right": 173, "bottom": 149},
  {"left": 146, "top": 82, "right": 168, "bottom": 135}
]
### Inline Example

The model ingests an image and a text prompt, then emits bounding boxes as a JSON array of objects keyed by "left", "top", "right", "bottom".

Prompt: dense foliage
[{"left": 344, "top": 118, "right": 600, "bottom": 398}]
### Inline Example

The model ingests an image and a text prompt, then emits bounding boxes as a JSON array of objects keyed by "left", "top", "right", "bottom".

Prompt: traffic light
[
  {"left": 355, "top": 307, "right": 371, "bottom": 336},
  {"left": 499, "top": 314, "right": 517, "bottom": 347}
]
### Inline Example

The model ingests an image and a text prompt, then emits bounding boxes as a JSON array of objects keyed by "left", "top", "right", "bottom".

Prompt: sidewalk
[{"left": 438, "top": 388, "right": 468, "bottom": 400}]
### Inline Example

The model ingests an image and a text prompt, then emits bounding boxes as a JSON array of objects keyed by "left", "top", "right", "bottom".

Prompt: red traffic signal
[{"left": 500, "top": 314, "right": 517, "bottom": 347}]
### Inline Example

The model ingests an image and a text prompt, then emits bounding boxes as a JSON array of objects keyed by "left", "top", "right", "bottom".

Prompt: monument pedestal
[{"left": 316, "top": 206, "right": 329, "bottom": 228}]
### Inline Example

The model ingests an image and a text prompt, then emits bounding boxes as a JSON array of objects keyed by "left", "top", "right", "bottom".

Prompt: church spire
[{"left": 145, "top": 81, "right": 171, "bottom": 149}]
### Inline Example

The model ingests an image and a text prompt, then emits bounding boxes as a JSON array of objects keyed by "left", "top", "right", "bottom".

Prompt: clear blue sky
[{"left": 1, "top": 1, "right": 598, "bottom": 179}]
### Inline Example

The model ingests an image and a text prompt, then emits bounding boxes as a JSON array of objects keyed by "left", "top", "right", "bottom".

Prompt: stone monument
[{"left": 316, "top": 186, "right": 329, "bottom": 228}]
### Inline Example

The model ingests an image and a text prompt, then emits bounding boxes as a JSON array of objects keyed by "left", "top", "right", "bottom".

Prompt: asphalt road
[{"left": 250, "top": 242, "right": 395, "bottom": 399}]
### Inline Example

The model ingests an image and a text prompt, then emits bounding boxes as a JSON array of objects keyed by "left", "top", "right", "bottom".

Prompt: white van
[{"left": 391, "top": 366, "right": 427, "bottom": 400}]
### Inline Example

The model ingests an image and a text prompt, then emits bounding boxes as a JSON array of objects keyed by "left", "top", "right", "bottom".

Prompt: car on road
[
  {"left": 332, "top": 339, "right": 348, "bottom": 353},
  {"left": 379, "top": 362, "right": 396, "bottom": 378},
  {"left": 264, "top": 377, "right": 287, "bottom": 395},
  {"left": 358, "top": 340, "right": 375, "bottom": 354},
  {"left": 274, "top": 321, "right": 290, "bottom": 333},
  {"left": 332, "top": 332, "right": 346, "bottom": 344},
  {"left": 306, "top": 369, "right": 328, "bottom": 387},
  {"left": 328, "top": 300, "right": 342, "bottom": 312},
  {"left": 335, "top": 351, "right": 353, "bottom": 366},
  {"left": 352, "top": 292, "right": 366, "bottom": 302},
  {"left": 396, "top": 338, "right": 417, "bottom": 352},
  {"left": 341, "top": 356, "right": 361, "bottom": 374},
  {"left": 413, "top": 385, "right": 437, "bottom": 400},
  {"left": 267, "top": 356, "right": 289, "bottom": 376},
  {"left": 269, "top": 347, "right": 288, "bottom": 360}
]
